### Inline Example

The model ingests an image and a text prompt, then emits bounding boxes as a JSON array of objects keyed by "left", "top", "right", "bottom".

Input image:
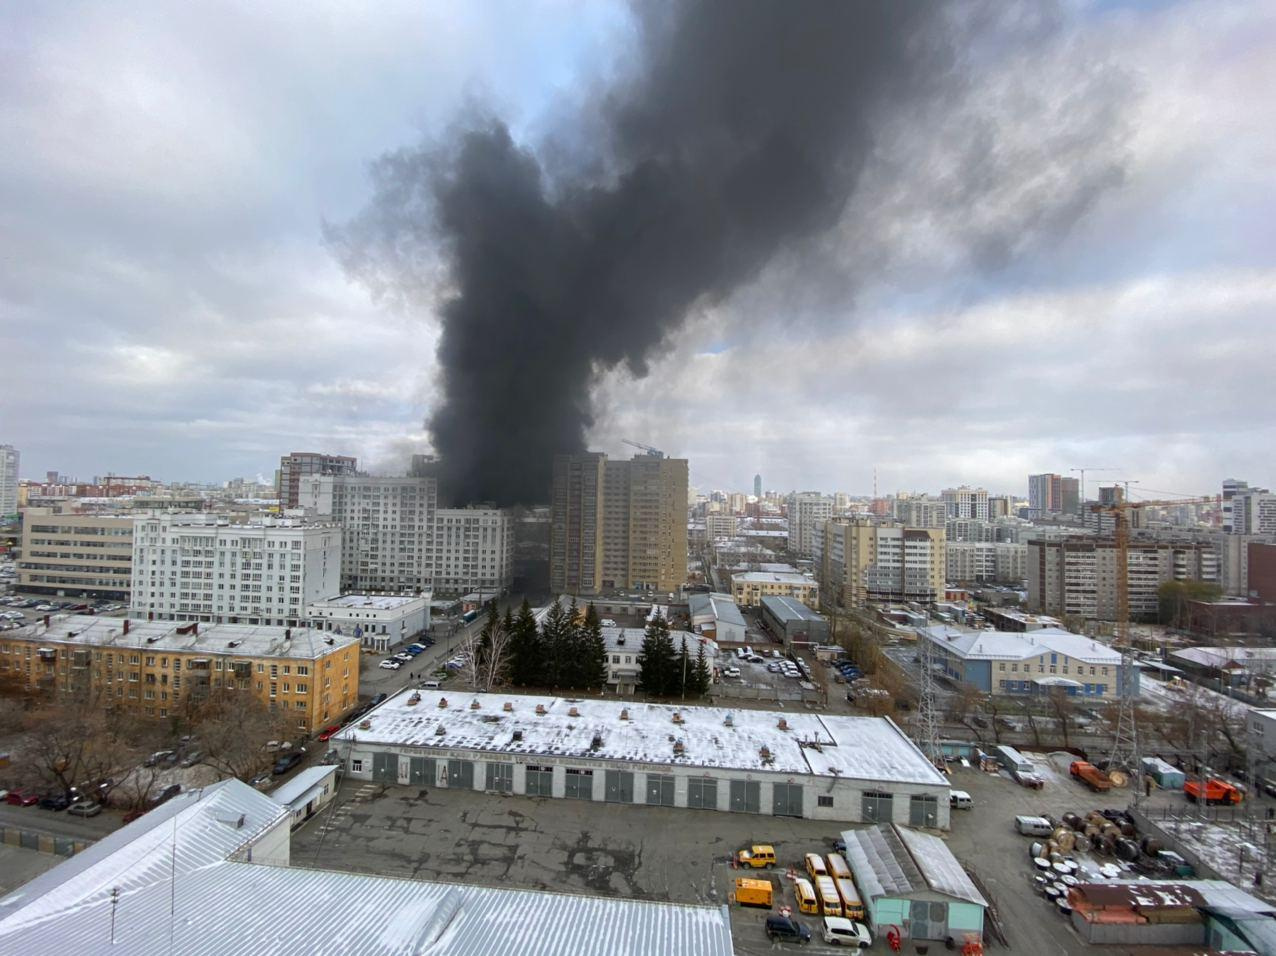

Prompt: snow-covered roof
[
  {"left": 309, "top": 594, "right": 426, "bottom": 611},
  {"left": 733, "top": 571, "right": 815, "bottom": 585},
  {"left": 0, "top": 778, "right": 735, "bottom": 956},
  {"left": 1172, "top": 646, "right": 1276, "bottom": 671},
  {"left": 10, "top": 615, "right": 358, "bottom": 661},
  {"left": 338, "top": 691, "right": 948, "bottom": 787},
  {"left": 268, "top": 765, "right": 337, "bottom": 808},
  {"left": 919, "top": 625, "right": 1121, "bottom": 665},
  {"left": 841, "top": 825, "right": 986, "bottom": 908},
  {"left": 760, "top": 595, "right": 823, "bottom": 623},
  {"left": 603, "top": 627, "right": 717, "bottom": 659}
]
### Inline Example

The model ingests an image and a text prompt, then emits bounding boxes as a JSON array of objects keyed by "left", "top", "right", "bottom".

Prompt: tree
[
  {"left": 1047, "top": 687, "right": 1076, "bottom": 748},
  {"left": 540, "top": 601, "right": 574, "bottom": 689},
  {"left": 461, "top": 603, "right": 512, "bottom": 692},
  {"left": 187, "top": 689, "right": 291, "bottom": 782},
  {"left": 676, "top": 638, "right": 692, "bottom": 699},
  {"left": 506, "top": 599, "right": 544, "bottom": 687},
  {"left": 691, "top": 640, "right": 712, "bottom": 698},
  {"left": 580, "top": 604, "right": 609, "bottom": 692},
  {"left": 638, "top": 614, "right": 677, "bottom": 696},
  {"left": 1159, "top": 579, "right": 1224, "bottom": 630}
]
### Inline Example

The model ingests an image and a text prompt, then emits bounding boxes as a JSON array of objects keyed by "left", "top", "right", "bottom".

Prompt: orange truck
[
  {"left": 1070, "top": 760, "right": 1113, "bottom": 793},
  {"left": 1185, "top": 778, "right": 1243, "bottom": 805}
]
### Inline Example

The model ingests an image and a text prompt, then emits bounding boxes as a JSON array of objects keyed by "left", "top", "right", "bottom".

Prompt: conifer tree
[
  {"left": 506, "top": 599, "right": 543, "bottom": 687},
  {"left": 581, "top": 603, "right": 609, "bottom": 691},
  {"left": 677, "top": 637, "right": 691, "bottom": 698},
  {"left": 692, "top": 640, "right": 712, "bottom": 697},
  {"left": 540, "top": 600, "right": 572, "bottom": 689},
  {"left": 638, "top": 613, "right": 676, "bottom": 696}
]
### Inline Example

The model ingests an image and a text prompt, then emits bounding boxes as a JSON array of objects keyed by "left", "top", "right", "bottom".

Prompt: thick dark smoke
[{"left": 331, "top": 1, "right": 1124, "bottom": 505}]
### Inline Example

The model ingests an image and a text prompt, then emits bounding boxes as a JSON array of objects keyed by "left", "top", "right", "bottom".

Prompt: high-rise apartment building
[
  {"left": 549, "top": 453, "right": 606, "bottom": 595},
  {"left": 0, "top": 444, "right": 18, "bottom": 517},
  {"left": 941, "top": 486, "right": 989, "bottom": 521},
  {"left": 550, "top": 452, "right": 687, "bottom": 595},
  {"left": 130, "top": 514, "right": 341, "bottom": 627},
  {"left": 17, "top": 508, "right": 134, "bottom": 598},
  {"left": 1229, "top": 491, "right": 1276, "bottom": 535},
  {"left": 819, "top": 518, "right": 945, "bottom": 609},
  {"left": 1027, "top": 536, "right": 1219, "bottom": 620},
  {"left": 434, "top": 507, "right": 515, "bottom": 596},
  {"left": 894, "top": 496, "right": 947, "bottom": 529},
  {"left": 788, "top": 493, "right": 833, "bottom": 558},
  {"left": 754, "top": 474, "right": 762, "bottom": 498},
  {"left": 277, "top": 452, "right": 358, "bottom": 509},
  {"left": 1028, "top": 473, "right": 1079, "bottom": 517},
  {"left": 946, "top": 541, "right": 1027, "bottom": 585}
]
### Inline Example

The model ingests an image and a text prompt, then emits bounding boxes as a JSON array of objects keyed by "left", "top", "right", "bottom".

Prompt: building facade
[
  {"left": 0, "top": 615, "right": 360, "bottom": 732},
  {"left": 819, "top": 519, "right": 945, "bottom": 609},
  {"left": 433, "top": 507, "right": 514, "bottom": 597},
  {"left": 941, "top": 486, "right": 990, "bottom": 521},
  {"left": 306, "top": 594, "right": 430, "bottom": 653},
  {"left": 0, "top": 445, "right": 17, "bottom": 517},
  {"left": 337, "top": 690, "right": 952, "bottom": 827},
  {"left": 1028, "top": 473, "right": 1079, "bottom": 517},
  {"left": 731, "top": 571, "right": 820, "bottom": 608},
  {"left": 549, "top": 453, "right": 607, "bottom": 595},
  {"left": 276, "top": 452, "right": 357, "bottom": 509},
  {"left": 894, "top": 497, "right": 947, "bottom": 530},
  {"left": 130, "top": 514, "right": 341, "bottom": 627},
  {"left": 551, "top": 452, "right": 688, "bottom": 596},
  {"left": 788, "top": 493, "right": 833, "bottom": 558},
  {"left": 16, "top": 509, "right": 134, "bottom": 598},
  {"left": 1027, "top": 536, "right": 1219, "bottom": 620},
  {"left": 945, "top": 541, "right": 1027, "bottom": 586}
]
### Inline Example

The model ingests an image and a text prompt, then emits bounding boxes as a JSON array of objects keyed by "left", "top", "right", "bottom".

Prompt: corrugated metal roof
[
  {"left": 759, "top": 595, "right": 823, "bottom": 622},
  {"left": 0, "top": 779, "right": 735, "bottom": 956},
  {"left": 840, "top": 825, "right": 985, "bottom": 908},
  {"left": 268, "top": 766, "right": 337, "bottom": 808}
]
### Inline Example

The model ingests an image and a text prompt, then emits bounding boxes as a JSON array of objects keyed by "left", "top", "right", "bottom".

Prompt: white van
[
  {"left": 420, "top": 679, "right": 441, "bottom": 690},
  {"left": 1014, "top": 815, "right": 1053, "bottom": 836},
  {"left": 949, "top": 790, "right": 973, "bottom": 810},
  {"left": 601, "top": 618, "right": 618, "bottom": 627}
]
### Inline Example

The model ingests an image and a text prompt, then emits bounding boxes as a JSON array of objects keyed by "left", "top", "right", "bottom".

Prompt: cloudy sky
[{"left": 2, "top": 0, "right": 1273, "bottom": 500}]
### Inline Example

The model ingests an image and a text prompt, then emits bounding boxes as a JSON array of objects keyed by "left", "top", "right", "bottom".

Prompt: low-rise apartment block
[
  {"left": 0, "top": 615, "right": 360, "bottom": 732},
  {"left": 731, "top": 571, "right": 819, "bottom": 608},
  {"left": 17, "top": 508, "right": 134, "bottom": 599}
]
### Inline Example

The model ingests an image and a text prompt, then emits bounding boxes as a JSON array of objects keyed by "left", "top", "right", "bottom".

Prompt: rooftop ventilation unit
[
  {"left": 470, "top": 700, "right": 481, "bottom": 710},
  {"left": 437, "top": 698, "right": 448, "bottom": 709},
  {"left": 568, "top": 706, "right": 580, "bottom": 717},
  {"left": 620, "top": 708, "right": 630, "bottom": 721},
  {"left": 503, "top": 701, "right": 513, "bottom": 712},
  {"left": 535, "top": 704, "right": 547, "bottom": 716}
]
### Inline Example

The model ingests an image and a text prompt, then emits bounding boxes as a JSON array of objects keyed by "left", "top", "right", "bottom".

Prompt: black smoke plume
[{"left": 331, "top": 1, "right": 1125, "bottom": 505}]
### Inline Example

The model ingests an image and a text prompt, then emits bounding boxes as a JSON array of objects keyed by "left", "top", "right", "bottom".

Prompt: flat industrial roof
[
  {"left": 338, "top": 690, "right": 948, "bottom": 787},
  {"left": 6, "top": 614, "right": 358, "bottom": 661},
  {"left": 919, "top": 625, "right": 1122, "bottom": 665},
  {"left": 309, "top": 594, "right": 425, "bottom": 611},
  {"left": 733, "top": 572, "right": 816, "bottom": 585},
  {"left": 0, "top": 779, "right": 734, "bottom": 956}
]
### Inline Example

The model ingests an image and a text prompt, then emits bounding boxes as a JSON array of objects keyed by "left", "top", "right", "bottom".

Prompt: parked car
[
  {"left": 67, "top": 800, "right": 103, "bottom": 817},
  {"left": 39, "top": 793, "right": 72, "bottom": 811},
  {"left": 180, "top": 751, "right": 202, "bottom": 768},
  {"left": 273, "top": 751, "right": 305, "bottom": 775},
  {"left": 154, "top": 784, "right": 182, "bottom": 806},
  {"left": 5, "top": 790, "right": 39, "bottom": 807},
  {"left": 318, "top": 725, "right": 341, "bottom": 742},
  {"left": 822, "top": 917, "right": 871, "bottom": 948},
  {"left": 404, "top": 646, "right": 423, "bottom": 656},
  {"left": 379, "top": 660, "right": 402, "bottom": 670},
  {"left": 370, "top": 693, "right": 388, "bottom": 706},
  {"left": 144, "top": 750, "right": 177, "bottom": 767},
  {"left": 765, "top": 915, "right": 812, "bottom": 944},
  {"left": 249, "top": 772, "right": 273, "bottom": 788}
]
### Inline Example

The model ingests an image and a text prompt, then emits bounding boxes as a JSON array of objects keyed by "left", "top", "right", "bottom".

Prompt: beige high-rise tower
[{"left": 551, "top": 451, "right": 688, "bottom": 596}]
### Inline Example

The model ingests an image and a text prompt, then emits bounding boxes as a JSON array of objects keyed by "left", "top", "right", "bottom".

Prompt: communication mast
[{"left": 915, "top": 627, "right": 944, "bottom": 769}]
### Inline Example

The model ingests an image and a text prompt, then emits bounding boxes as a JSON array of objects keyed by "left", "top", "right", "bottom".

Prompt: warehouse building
[
  {"left": 840, "top": 824, "right": 987, "bottom": 945},
  {"left": 269, "top": 765, "right": 339, "bottom": 829},
  {"left": 688, "top": 592, "right": 746, "bottom": 644},
  {"left": 336, "top": 690, "right": 951, "bottom": 827},
  {"left": 0, "top": 778, "right": 735, "bottom": 956},
  {"left": 759, "top": 595, "right": 829, "bottom": 647},
  {"left": 306, "top": 593, "right": 430, "bottom": 653}
]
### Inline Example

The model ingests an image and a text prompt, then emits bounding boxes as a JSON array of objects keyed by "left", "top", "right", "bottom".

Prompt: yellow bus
[
  {"left": 793, "top": 877, "right": 820, "bottom": 915},
  {"left": 804, "top": 853, "right": 828, "bottom": 881},
  {"left": 816, "top": 875, "right": 843, "bottom": 917},
  {"left": 826, "top": 852, "right": 852, "bottom": 881},
  {"left": 835, "top": 877, "right": 865, "bottom": 921}
]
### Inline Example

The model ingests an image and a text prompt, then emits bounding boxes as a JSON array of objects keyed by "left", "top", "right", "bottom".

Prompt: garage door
[
  {"left": 729, "top": 780, "right": 761, "bottom": 813},
  {"left": 687, "top": 777, "right": 718, "bottom": 810},
  {"left": 772, "top": 783, "right": 804, "bottom": 818},
  {"left": 445, "top": 759, "right": 474, "bottom": 790},
  {"left": 486, "top": 762, "right": 513, "bottom": 792},
  {"left": 371, "top": 752, "right": 398, "bottom": 784},
  {"left": 909, "top": 794, "right": 939, "bottom": 827},
  {"left": 525, "top": 765, "right": 554, "bottom": 796},
  {"left": 409, "top": 756, "right": 434, "bottom": 785},
  {"left": 564, "top": 768, "right": 594, "bottom": 800},
  {"left": 605, "top": 770, "right": 634, "bottom": 803},
  {"left": 909, "top": 900, "right": 948, "bottom": 940},
  {"left": 645, "top": 773, "right": 675, "bottom": 807}
]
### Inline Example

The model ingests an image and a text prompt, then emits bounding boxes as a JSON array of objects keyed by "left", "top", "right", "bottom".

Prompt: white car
[
  {"left": 822, "top": 917, "right": 871, "bottom": 948},
  {"left": 379, "top": 659, "right": 402, "bottom": 670},
  {"left": 722, "top": 666, "right": 741, "bottom": 678}
]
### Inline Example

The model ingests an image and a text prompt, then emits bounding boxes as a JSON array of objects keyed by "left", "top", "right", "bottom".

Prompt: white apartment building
[
  {"left": 894, "top": 496, "right": 947, "bottom": 529},
  {"left": 788, "top": 493, "right": 832, "bottom": 558},
  {"left": 130, "top": 514, "right": 341, "bottom": 627},
  {"left": 0, "top": 445, "right": 18, "bottom": 517},
  {"left": 306, "top": 594, "right": 430, "bottom": 653},
  {"left": 299, "top": 475, "right": 437, "bottom": 594},
  {"left": 705, "top": 513, "right": 738, "bottom": 541},
  {"left": 433, "top": 507, "right": 514, "bottom": 596},
  {"left": 946, "top": 541, "right": 1027, "bottom": 585},
  {"left": 820, "top": 519, "right": 945, "bottom": 608},
  {"left": 1229, "top": 492, "right": 1276, "bottom": 535},
  {"left": 941, "top": 486, "right": 989, "bottom": 521}
]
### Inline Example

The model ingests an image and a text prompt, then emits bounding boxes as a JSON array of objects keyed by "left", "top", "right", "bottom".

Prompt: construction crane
[
  {"left": 1071, "top": 466, "right": 1118, "bottom": 515},
  {"left": 1089, "top": 494, "right": 1221, "bottom": 790},
  {"left": 622, "top": 439, "right": 665, "bottom": 459}
]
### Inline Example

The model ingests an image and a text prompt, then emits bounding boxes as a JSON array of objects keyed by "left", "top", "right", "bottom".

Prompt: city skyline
[{"left": 3, "top": 2, "right": 1274, "bottom": 497}]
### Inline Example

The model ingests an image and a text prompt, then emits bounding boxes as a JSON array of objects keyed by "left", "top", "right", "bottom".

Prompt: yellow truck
[
  {"left": 734, "top": 878, "right": 774, "bottom": 908},
  {"left": 736, "top": 845, "right": 777, "bottom": 869}
]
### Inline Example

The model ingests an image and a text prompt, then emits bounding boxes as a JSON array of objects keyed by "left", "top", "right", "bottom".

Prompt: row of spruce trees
[{"left": 474, "top": 599, "right": 711, "bottom": 698}]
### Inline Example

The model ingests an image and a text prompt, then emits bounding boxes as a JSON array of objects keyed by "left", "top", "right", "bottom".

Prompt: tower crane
[
  {"left": 1089, "top": 494, "right": 1221, "bottom": 789},
  {"left": 1071, "top": 466, "right": 1118, "bottom": 515},
  {"left": 622, "top": 439, "right": 665, "bottom": 459}
]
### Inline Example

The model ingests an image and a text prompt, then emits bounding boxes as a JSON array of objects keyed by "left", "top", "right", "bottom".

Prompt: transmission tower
[
  {"left": 915, "top": 627, "right": 944, "bottom": 769},
  {"left": 1102, "top": 504, "right": 1141, "bottom": 794}
]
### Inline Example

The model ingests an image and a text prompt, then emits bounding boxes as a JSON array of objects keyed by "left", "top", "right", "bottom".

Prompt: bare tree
[
  {"left": 186, "top": 690, "right": 291, "bottom": 781},
  {"left": 459, "top": 610, "right": 512, "bottom": 692},
  {"left": 1047, "top": 688, "right": 1076, "bottom": 749}
]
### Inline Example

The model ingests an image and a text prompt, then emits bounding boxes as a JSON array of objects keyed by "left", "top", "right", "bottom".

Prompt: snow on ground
[{"left": 1140, "top": 674, "right": 1249, "bottom": 719}]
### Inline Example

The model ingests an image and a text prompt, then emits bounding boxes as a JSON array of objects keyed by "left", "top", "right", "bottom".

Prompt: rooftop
[
  {"left": 309, "top": 594, "right": 426, "bottom": 611},
  {"left": 760, "top": 595, "right": 824, "bottom": 623},
  {"left": 337, "top": 690, "right": 948, "bottom": 787},
  {"left": 919, "top": 625, "right": 1122, "bottom": 665},
  {"left": 0, "top": 779, "right": 734, "bottom": 956},
  {"left": 687, "top": 592, "right": 746, "bottom": 628},
  {"left": 840, "top": 824, "right": 986, "bottom": 907},
  {"left": 733, "top": 571, "right": 816, "bottom": 585},
  {"left": 267, "top": 765, "right": 338, "bottom": 807},
  {"left": 7, "top": 614, "right": 358, "bottom": 661}
]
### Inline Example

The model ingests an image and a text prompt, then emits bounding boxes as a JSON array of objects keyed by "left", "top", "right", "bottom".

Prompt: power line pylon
[{"left": 916, "top": 628, "right": 944, "bottom": 770}]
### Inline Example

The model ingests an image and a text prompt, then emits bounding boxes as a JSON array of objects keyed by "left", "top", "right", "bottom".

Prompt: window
[
  {"left": 817, "top": 794, "right": 834, "bottom": 808},
  {"left": 351, "top": 759, "right": 363, "bottom": 773},
  {"left": 998, "top": 663, "right": 1005, "bottom": 671}
]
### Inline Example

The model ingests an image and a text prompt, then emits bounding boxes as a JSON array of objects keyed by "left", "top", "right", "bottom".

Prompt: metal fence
[{"left": 0, "top": 825, "right": 91, "bottom": 858}]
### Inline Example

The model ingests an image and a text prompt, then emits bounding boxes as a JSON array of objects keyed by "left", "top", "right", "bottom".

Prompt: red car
[
  {"left": 317, "top": 725, "right": 341, "bottom": 742},
  {"left": 6, "top": 790, "right": 39, "bottom": 807}
]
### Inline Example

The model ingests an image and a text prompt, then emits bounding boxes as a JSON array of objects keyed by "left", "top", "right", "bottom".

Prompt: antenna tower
[{"left": 915, "top": 629, "right": 944, "bottom": 769}]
